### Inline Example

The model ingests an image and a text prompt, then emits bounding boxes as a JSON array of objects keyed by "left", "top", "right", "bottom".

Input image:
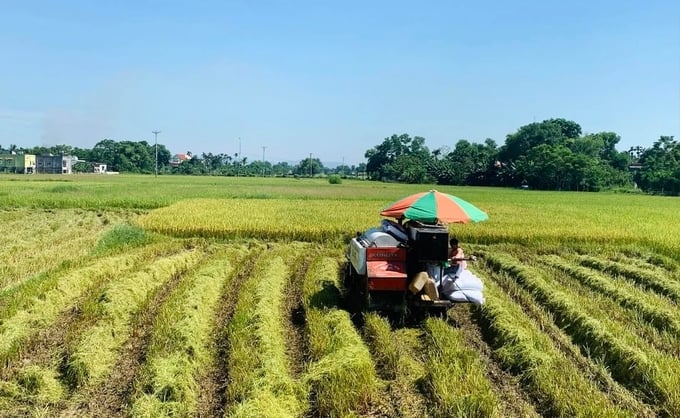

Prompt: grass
[
  {"left": 135, "top": 198, "right": 385, "bottom": 243},
  {"left": 362, "top": 315, "right": 429, "bottom": 418},
  {"left": 577, "top": 255, "right": 680, "bottom": 303},
  {"left": 15, "top": 365, "right": 65, "bottom": 404},
  {"left": 544, "top": 255, "right": 680, "bottom": 336},
  {"left": 482, "top": 267, "right": 646, "bottom": 415},
  {"left": 362, "top": 314, "right": 400, "bottom": 380},
  {"left": 92, "top": 223, "right": 155, "bottom": 255}
]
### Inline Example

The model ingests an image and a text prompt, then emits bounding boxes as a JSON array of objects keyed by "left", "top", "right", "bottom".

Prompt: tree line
[
  {"left": 0, "top": 140, "right": 366, "bottom": 177},
  {"left": 1, "top": 118, "right": 677, "bottom": 194},
  {"left": 365, "top": 119, "right": 678, "bottom": 195}
]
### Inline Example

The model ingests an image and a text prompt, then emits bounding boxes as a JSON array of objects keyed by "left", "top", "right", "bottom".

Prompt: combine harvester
[{"left": 344, "top": 190, "right": 488, "bottom": 320}]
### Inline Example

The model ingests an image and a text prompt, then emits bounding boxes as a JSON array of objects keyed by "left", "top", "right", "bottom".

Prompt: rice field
[{"left": 0, "top": 174, "right": 678, "bottom": 417}]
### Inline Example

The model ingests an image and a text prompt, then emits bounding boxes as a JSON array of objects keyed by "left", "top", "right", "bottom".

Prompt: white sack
[
  {"left": 440, "top": 268, "right": 485, "bottom": 305},
  {"left": 446, "top": 290, "right": 485, "bottom": 304}
]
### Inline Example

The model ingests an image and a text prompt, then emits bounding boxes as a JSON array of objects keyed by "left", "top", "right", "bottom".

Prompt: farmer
[{"left": 448, "top": 237, "right": 467, "bottom": 270}]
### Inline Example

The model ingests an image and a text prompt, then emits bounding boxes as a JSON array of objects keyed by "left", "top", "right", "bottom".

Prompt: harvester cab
[{"left": 344, "top": 219, "right": 483, "bottom": 319}]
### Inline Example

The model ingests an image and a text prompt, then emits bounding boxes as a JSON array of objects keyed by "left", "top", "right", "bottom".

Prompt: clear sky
[{"left": 1, "top": 0, "right": 678, "bottom": 166}]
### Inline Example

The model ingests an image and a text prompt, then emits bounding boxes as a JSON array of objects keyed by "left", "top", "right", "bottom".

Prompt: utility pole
[
  {"left": 342, "top": 156, "right": 345, "bottom": 176},
  {"left": 309, "top": 152, "right": 312, "bottom": 177},
  {"left": 152, "top": 130, "right": 161, "bottom": 177},
  {"left": 237, "top": 137, "right": 241, "bottom": 177},
  {"left": 261, "top": 146, "right": 267, "bottom": 177}
]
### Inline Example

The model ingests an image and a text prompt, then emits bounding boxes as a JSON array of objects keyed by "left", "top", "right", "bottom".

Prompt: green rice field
[{"left": 0, "top": 174, "right": 678, "bottom": 417}]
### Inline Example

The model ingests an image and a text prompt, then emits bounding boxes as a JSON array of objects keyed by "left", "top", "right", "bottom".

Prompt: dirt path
[
  {"left": 57, "top": 262, "right": 192, "bottom": 417},
  {"left": 364, "top": 325, "right": 429, "bottom": 418},
  {"left": 283, "top": 250, "right": 316, "bottom": 378},
  {"left": 195, "top": 247, "right": 263, "bottom": 418},
  {"left": 448, "top": 305, "right": 541, "bottom": 418}
]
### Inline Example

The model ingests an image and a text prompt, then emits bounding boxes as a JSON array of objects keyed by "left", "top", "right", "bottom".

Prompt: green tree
[
  {"left": 384, "top": 154, "right": 434, "bottom": 183},
  {"left": 499, "top": 119, "right": 582, "bottom": 184},
  {"left": 90, "top": 139, "right": 170, "bottom": 173},
  {"left": 637, "top": 136, "right": 680, "bottom": 195},
  {"left": 246, "top": 160, "right": 273, "bottom": 176},
  {"left": 515, "top": 143, "right": 629, "bottom": 191},
  {"left": 570, "top": 132, "right": 630, "bottom": 170},
  {"left": 91, "top": 139, "right": 117, "bottom": 167},
  {"left": 175, "top": 156, "right": 208, "bottom": 175},
  {"left": 296, "top": 157, "right": 324, "bottom": 176},
  {"left": 72, "top": 146, "right": 93, "bottom": 162},
  {"left": 335, "top": 164, "right": 352, "bottom": 176},
  {"left": 25, "top": 144, "right": 75, "bottom": 156},
  {"left": 515, "top": 144, "right": 571, "bottom": 190},
  {"left": 72, "top": 161, "right": 91, "bottom": 173},
  {"left": 365, "top": 134, "right": 431, "bottom": 181},
  {"left": 429, "top": 139, "right": 498, "bottom": 185},
  {"left": 201, "top": 152, "right": 234, "bottom": 174},
  {"left": 271, "top": 162, "right": 293, "bottom": 176}
]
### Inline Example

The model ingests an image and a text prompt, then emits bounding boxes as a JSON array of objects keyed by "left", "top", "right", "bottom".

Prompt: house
[
  {"left": 0, "top": 153, "right": 36, "bottom": 173},
  {"left": 93, "top": 163, "right": 107, "bottom": 174},
  {"left": 36, "top": 155, "right": 74, "bottom": 174},
  {"left": 169, "top": 153, "right": 192, "bottom": 167}
]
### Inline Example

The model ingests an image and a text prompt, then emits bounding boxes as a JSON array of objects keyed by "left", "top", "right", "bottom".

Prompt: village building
[
  {"left": 0, "top": 153, "right": 36, "bottom": 173},
  {"left": 169, "top": 153, "right": 192, "bottom": 167},
  {"left": 36, "top": 155, "right": 76, "bottom": 174}
]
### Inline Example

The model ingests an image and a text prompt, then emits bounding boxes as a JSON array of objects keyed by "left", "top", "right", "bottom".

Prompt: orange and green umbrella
[{"left": 380, "top": 190, "right": 489, "bottom": 224}]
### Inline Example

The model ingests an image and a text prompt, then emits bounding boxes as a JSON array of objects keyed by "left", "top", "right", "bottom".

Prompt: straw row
[
  {"left": 544, "top": 255, "right": 680, "bottom": 336},
  {"left": 301, "top": 255, "right": 378, "bottom": 417},
  {"left": 484, "top": 251, "right": 680, "bottom": 416},
  {"left": 64, "top": 249, "right": 206, "bottom": 387},
  {"left": 577, "top": 255, "right": 680, "bottom": 303},
  {"left": 473, "top": 257, "right": 631, "bottom": 417},
  {"left": 131, "top": 246, "right": 249, "bottom": 417},
  {"left": 362, "top": 313, "right": 429, "bottom": 417},
  {"left": 421, "top": 317, "right": 498, "bottom": 417},
  {"left": 0, "top": 242, "right": 181, "bottom": 364},
  {"left": 225, "top": 243, "right": 308, "bottom": 417}
]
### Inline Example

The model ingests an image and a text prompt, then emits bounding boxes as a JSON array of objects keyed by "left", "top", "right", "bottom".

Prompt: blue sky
[{"left": 1, "top": 0, "right": 678, "bottom": 166}]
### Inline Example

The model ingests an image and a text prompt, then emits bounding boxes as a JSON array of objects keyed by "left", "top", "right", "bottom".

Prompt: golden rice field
[{"left": 0, "top": 174, "right": 679, "bottom": 417}]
